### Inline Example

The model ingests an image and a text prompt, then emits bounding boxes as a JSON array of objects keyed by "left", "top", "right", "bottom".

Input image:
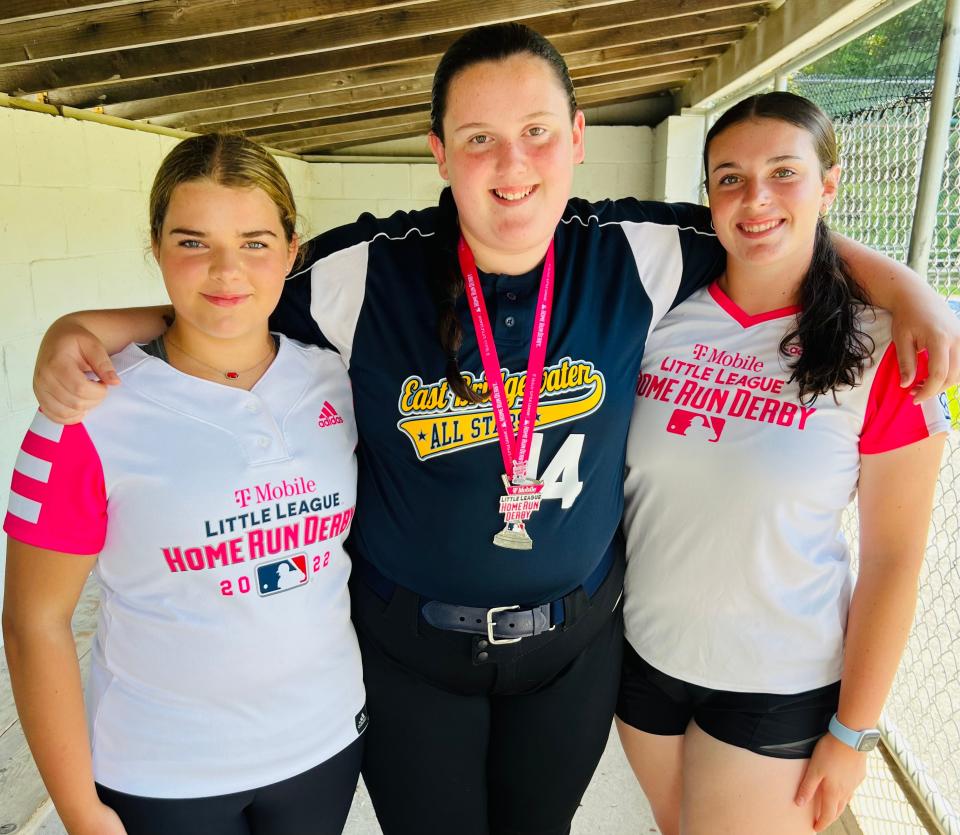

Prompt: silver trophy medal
[{"left": 494, "top": 474, "right": 544, "bottom": 550}]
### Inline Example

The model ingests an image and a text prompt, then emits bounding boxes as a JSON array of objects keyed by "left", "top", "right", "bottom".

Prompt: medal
[{"left": 458, "top": 237, "right": 555, "bottom": 550}]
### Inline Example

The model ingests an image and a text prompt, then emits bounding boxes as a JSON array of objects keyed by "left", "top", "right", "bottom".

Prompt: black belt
[{"left": 356, "top": 548, "right": 615, "bottom": 645}]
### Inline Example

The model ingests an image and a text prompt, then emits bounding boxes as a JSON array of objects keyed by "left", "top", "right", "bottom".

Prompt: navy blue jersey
[{"left": 271, "top": 198, "right": 722, "bottom": 606}]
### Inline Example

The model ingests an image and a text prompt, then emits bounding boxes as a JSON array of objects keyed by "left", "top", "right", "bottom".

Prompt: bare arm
[
  {"left": 2, "top": 539, "right": 127, "bottom": 835},
  {"left": 834, "top": 234, "right": 960, "bottom": 399},
  {"left": 795, "top": 432, "right": 947, "bottom": 831},
  {"left": 34, "top": 306, "right": 172, "bottom": 425}
]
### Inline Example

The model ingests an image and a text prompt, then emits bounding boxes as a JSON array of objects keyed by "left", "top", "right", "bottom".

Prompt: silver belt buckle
[{"left": 486, "top": 604, "right": 522, "bottom": 645}]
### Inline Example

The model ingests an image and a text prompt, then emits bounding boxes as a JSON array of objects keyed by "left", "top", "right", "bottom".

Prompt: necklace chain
[{"left": 164, "top": 336, "right": 276, "bottom": 380}]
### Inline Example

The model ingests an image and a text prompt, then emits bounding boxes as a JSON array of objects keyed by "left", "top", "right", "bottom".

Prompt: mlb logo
[
  {"left": 256, "top": 554, "right": 309, "bottom": 597},
  {"left": 666, "top": 408, "right": 725, "bottom": 443}
]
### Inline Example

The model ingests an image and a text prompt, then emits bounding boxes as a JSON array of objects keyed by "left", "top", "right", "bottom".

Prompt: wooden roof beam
[
  {"left": 175, "top": 51, "right": 719, "bottom": 133},
  {"left": 264, "top": 113, "right": 433, "bottom": 147},
  {"left": 1, "top": 0, "right": 763, "bottom": 98},
  {"left": 118, "top": 31, "right": 738, "bottom": 125},
  {"left": 1, "top": 1, "right": 142, "bottom": 25},
  {"left": 0, "top": 0, "right": 429, "bottom": 66},
  {"left": 681, "top": 0, "right": 918, "bottom": 108},
  {"left": 252, "top": 64, "right": 704, "bottom": 144}
]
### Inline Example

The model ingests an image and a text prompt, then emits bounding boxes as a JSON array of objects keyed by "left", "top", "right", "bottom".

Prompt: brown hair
[
  {"left": 705, "top": 92, "right": 873, "bottom": 403},
  {"left": 428, "top": 23, "right": 577, "bottom": 403},
  {"left": 149, "top": 133, "right": 298, "bottom": 247}
]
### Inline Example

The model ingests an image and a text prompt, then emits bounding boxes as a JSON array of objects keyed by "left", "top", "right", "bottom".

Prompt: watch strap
[{"left": 828, "top": 713, "right": 880, "bottom": 751}]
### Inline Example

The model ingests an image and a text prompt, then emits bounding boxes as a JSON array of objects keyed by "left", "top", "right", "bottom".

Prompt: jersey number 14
[{"left": 527, "top": 433, "right": 583, "bottom": 509}]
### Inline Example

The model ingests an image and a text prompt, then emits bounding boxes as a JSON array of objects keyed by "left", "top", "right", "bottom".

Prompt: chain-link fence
[{"left": 789, "top": 1, "right": 960, "bottom": 831}]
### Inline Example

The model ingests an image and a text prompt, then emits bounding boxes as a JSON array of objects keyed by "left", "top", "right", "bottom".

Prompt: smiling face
[
  {"left": 152, "top": 179, "right": 298, "bottom": 345},
  {"left": 428, "top": 54, "right": 585, "bottom": 274},
  {"left": 706, "top": 117, "right": 840, "bottom": 280}
]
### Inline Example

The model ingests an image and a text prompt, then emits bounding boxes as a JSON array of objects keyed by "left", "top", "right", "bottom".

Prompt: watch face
[{"left": 858, "top": 731, "right": 882, "bottom": 752}]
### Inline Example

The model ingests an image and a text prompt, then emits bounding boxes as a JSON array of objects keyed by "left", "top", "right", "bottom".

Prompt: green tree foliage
[{"left": 799, "top": 0, "right": 944, "bottom": 79}]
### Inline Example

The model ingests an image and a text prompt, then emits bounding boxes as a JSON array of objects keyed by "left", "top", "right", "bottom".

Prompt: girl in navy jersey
[
  {"left": 27, "top": 26, "right": 960, "bottom": 835},
  {"left": 616, "top": 93, "right": 950, "bottom": 835},
  {"left": 4, "top": 134, "right": 365, "bottom": 835}
]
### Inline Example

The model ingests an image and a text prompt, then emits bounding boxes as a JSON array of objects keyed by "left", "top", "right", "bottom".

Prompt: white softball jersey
[
  {"left": 623, "top": 283, "right": 951, "bottom": 694},
  {"left": 4, "top": 336, "right": 365, "bottom": 798}
]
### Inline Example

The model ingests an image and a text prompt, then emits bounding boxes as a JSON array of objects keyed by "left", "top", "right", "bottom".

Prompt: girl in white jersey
[
  {"left": 616, "top": 93, "right": 950, "bottom": 835},
  {"left": 24, "top": 27, "right": 960, "bottom": 835},
  {"left": 3, "top": 134, "right": 365, "bottom": 835}
]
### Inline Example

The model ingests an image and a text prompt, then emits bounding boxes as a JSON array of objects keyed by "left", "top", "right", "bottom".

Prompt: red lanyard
[{"left": 457, "top": 237, "right": 555, "bottom": 482}]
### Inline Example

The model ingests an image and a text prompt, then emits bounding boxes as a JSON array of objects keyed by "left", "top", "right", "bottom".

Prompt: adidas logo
[{"left": 318, "top": 400, "right": 345, "bottom": 429}]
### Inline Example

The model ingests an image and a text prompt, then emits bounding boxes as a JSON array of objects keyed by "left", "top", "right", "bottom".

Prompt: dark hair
[
  {"left": 704, "top": 92, "right": 873, "bottom": 404},
  {"left": 428, "top": 24, "right": 577, "bottom": 403}
]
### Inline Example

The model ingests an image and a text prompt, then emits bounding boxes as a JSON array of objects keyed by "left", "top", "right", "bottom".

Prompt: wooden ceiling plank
[
  {"left": 570, "top": 47, "right": 724, "bottom": 80},
  {"left": 577, "top": 86, "right": 680, "bottom": 109},
  {"left": 194, "top": 91, "right": 433, "bottom": 133},
  {"left": 280, "top": 126, "right": 432, "bottom": 153},
  {"left": 95, "top": 28, "right": 740, "bottom": 121},
  {"left": 168, "top": 41, "right": 727, "bottom": 131},
  {"left": 245, "top": 103, "right": 431, "bottom": 140},
  {"left": 206, "top": 57, "right": 712, "bottom": 136},
  {"left": 158, "top": 75, "right": 435, "bottom": 130},
  {"left": 1, "top": 0, "right": 763, "bottom": 98},
  {"left": 575, "top": 61, "right": 709, "bottom": 91},
  {"left": 101, "top": 56, "right": 440, "bottom": 119},
  {"left": 262, "top": 114, "right": 432, "bottom": 146},
  {"left": 577, "top": 73, "right": 697, "bottom": 100},
  {"left": 1, "top": 1, "right": 143, "bottom": 25},
  {"left": 0, "top": 0, "right": 430, "bottom": 66},
  {"left": 549, "top": 6, "right": 762, "bottom": 54}
]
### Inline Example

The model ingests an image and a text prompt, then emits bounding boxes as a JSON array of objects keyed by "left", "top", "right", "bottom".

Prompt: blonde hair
[{"left": 149, "top": 133, "right": 297, "bottom": 246}]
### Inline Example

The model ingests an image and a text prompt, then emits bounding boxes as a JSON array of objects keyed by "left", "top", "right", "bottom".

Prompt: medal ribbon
[{"left": 457, "top": 237, "right": 555, "bottom": 481}]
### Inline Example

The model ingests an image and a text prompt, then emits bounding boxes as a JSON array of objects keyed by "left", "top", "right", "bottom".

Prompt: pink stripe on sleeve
[
  {"left": 860, "top": 345, "right": 951, "bottom": 454},
  {"left": 4, "top": 416, "right": 107, "bottom": 555}
]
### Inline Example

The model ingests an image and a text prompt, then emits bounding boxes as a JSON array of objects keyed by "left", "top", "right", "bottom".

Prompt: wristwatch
[{"left": 828, "top": 713, "right": 882, "bottom": 752}]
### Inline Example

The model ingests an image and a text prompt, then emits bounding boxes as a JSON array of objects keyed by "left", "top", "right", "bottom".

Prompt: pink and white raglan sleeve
[
  {"left": 3, "top": 412, "right": 107, "bottom": 555},
  {"left": 860, "top": 345, "right": 953, "bottom": 454}
]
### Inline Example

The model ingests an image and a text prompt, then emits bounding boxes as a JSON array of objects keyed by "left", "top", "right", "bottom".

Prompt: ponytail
[
  {"left": 427, "top": 187, "right": 487, "bottom": 404},
  {"left": 780, "top": 218, "right": 874, "bottom": 403}
]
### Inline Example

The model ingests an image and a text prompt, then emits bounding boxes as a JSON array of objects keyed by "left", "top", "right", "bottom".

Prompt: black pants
[
  {"left": 352, "top": 554, "right": 625, "bottom": 835},
  {"left": 95, "top": 735, "right": 363, "bottom": 835}
]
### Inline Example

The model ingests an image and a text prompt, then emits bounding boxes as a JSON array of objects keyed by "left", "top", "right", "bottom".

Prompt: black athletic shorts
[
  {"left": 95, "top": 735, "right": 363, "bottom": 835},
  {"left": 616, "top": 640, "right": 840, "bottom": 759}
]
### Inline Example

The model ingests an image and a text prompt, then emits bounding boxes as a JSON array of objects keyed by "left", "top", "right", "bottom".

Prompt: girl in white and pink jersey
[
  {"left": 3, "top": 135, "right": 365, "bottom": 835},
  {"left": 616, "top": 93, "right": 950, "bottom": 835}
]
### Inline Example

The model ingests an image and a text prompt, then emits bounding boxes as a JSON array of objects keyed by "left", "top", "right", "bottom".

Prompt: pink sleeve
[
  {"left": 3, "top": 412, "right": 107, "bottom": 555},
  {"left": 860, "top": 344, "right": 952, "bottom": 454}
]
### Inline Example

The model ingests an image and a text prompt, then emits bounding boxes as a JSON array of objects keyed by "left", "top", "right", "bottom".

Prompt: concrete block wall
[
  {"left": 0, "top": 106, "right": 658, "bottom": 617},
  {"left": 652, "top": 114, "right": 707, "bottom": 203}
]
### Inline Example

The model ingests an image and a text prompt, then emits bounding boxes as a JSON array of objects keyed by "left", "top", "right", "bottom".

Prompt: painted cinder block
[
  {"left": 615, "top": 163, "right": 656, "bottom": 201},
  {"left": 310, "top": 163, "right": 343, "bottom": 199},
  {"left": 31, "top": 254, "right": 114, "bottom": 323},
  {"left": 410, "top": 164, "right": 445, "bottom": 201},
  {"left": 0, "top": 108, "right": 20, "bottom": 186},
  {"left": 0, "top": 264, "right": 37, "bottom": 340},
  {"left": 278, "top": 156, "right": 311, "bottom": 203},
  {"left": 584, "top": 126, "right": 654, "bottom": 165},
  {"left": 375, "top": 199, "right": 434, "bottom": 217},
  {"left": 97, "top": 252, "right": 166, "bottom": 308},
  {"left": 572, "top": 163, "right": 620, "bottom": 202},
  {"left": 15, "top": 111, "right": 88, "bottom": 189},
  {"left": 2, "top": 333, "right": 43, "bottom": 411},
  {"left": 138, "top": 133, "right": 165, "bottom": 193},
  {"left": 343, "top": 164, "right": 410, "bottom": 200},
  {"left": 0, "top": 185, "right": 69, "bottom": 263},
  {"left": 83, "top": 121, "right": 144, "bottom": 190},
  {"left": 661, "top": 162, "right": 704, "bottom": 204},
  {"left": 62, "top": 188, "right": 150, "bottom": 256},
  {"left": 306, "top": 199, "right": 380, "bottom": 235}
]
